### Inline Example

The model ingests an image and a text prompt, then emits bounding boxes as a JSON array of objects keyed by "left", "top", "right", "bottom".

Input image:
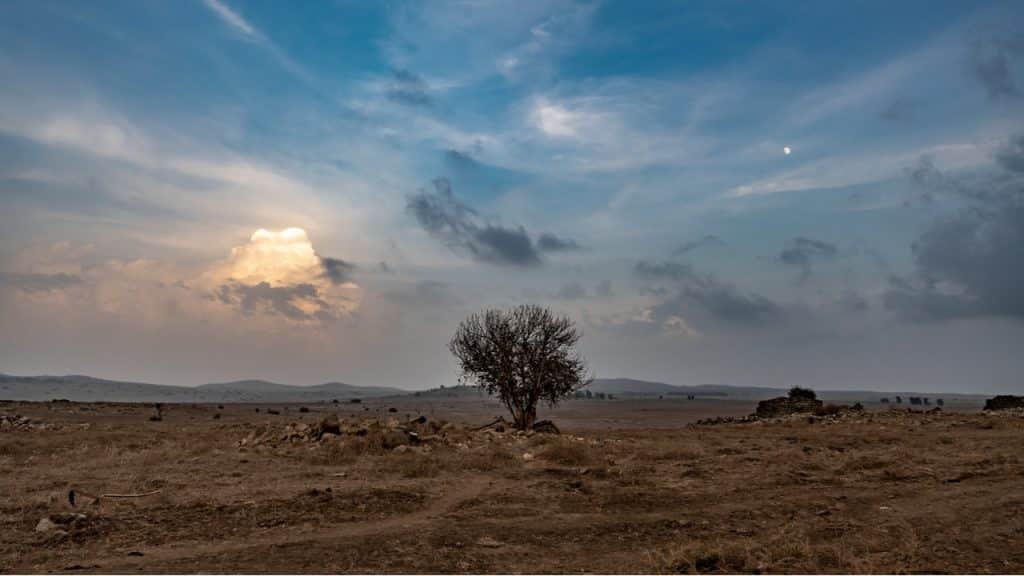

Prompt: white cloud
[{"left": 202, "top": 0, "right": 260, "bottom": 40}]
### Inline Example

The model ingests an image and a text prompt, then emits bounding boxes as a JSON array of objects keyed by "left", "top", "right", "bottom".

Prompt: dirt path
[{"left": 88, "top": 475, "right": 497, "bottom": 571}]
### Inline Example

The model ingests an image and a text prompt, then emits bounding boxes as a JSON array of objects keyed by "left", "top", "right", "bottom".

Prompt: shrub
[{"left": 788, "top": 386, "right": 817, "bottom": 401}]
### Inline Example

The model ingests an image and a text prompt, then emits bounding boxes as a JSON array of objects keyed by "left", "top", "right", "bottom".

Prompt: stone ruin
[
  {"left": 984, "top": 395, "right": 1024, "bottom": 411},
  {"left": 754, "top": 395, "right": 823, "bottom": 419}
]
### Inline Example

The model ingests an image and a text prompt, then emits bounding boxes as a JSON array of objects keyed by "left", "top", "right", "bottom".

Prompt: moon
[{"left": 783, "top": 146, "right": 792, "bottom": 155}]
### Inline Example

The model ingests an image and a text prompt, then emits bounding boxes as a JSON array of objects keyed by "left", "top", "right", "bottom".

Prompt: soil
[{"left": 1, "top": 398, "right": 1022, "bottom": 573}]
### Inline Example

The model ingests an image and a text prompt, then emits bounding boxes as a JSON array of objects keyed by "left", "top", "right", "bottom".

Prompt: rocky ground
[{"left": 1, "top": 398, "right": 1022, "bottom": 573}]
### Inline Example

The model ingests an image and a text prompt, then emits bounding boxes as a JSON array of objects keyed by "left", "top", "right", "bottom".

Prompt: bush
[{"left": 788, "top": 386, "right": 817, "bottom": 401}]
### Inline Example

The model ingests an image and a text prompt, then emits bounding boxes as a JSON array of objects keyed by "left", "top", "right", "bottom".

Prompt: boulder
[{"left": 532, "top": 420, "right": 561, "bottom": 434}]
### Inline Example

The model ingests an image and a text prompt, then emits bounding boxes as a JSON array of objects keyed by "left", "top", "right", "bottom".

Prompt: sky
[{"left": 1, "top": 0, "right": 1023, "bottom": 393}]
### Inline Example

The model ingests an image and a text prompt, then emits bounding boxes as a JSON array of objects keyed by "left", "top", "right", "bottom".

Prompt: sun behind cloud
[{"left": 208, "top": 227, "right": 362, "bottom": 323}]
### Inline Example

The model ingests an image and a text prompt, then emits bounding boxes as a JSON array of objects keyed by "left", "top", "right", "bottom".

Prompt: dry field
[{"left": 1, "top": 398, "right": 1022, "bottom": 574}]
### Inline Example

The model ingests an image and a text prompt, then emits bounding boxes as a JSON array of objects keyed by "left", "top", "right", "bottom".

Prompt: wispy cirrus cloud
[{"left": 202, "top": 0, "right": 260, "bottom": 40}]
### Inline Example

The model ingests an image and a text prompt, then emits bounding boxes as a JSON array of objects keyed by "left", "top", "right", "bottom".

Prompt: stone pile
[
  {"left": 239, "top": 415, "right": 561, "bottom": 452},
  {"left": 0, "top": 414, "right": 57, "bottom": 431}
]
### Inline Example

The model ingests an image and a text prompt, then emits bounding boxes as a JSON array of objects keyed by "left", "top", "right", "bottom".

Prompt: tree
[
  {"left": 788, "top": 386, "right": 817, "bottom": 401},
  {"left": 449, "top": 304, "right": 590, "bottom": 430}
]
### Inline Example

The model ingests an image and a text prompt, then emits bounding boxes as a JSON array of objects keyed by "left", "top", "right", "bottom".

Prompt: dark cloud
[
  {"left": 838, "top": 291, "right": 870, "bottom": 313},
  {"left": 969, "top": 34, "right": 1023, "bottom": 100},
  {"left": 674, "top": 234, "right": 726, "bottom": 256},
  {"left": 387, "top": 69, "right": 432, "bottom": 107},
  {"left": 885, "top": 136, "right": 1024, "bottom": 321},
  {"left": 444, "top": 149, "right": 480, "bottom": 170},
  {"left": 383, "top": 280, "right": 460, "bottom": 308},
  {"left": 633, "top": 260, "right": 697, "bottom": 282},
  {"left": 407, "top": 178, "right": 577, "bottom": 267},
  {"left": 778, "top": 237, "right": 838, "bottom": 281},
  {"left": 0, "top": 272, "right": 81, "bottom": 292},
  {"left": 537, "top": 233, "right": 581, "bottom": 252},
  {"left": 319, "top": 256, "right": 355, "bottom": 285},
  {"left": 553, "top": 281, "right": 587, "bottom": 300},
  {"left": 216, "top": 281, "right": 334, "bottom": 322},
  {"left": 996, "top": 132, "right": 1024, "bottom": 174},
  {"left": 634, "top": 260, "right": 782, "bottom": 326}
]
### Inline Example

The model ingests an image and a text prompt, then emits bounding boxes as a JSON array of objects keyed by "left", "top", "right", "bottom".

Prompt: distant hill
[
  {"left": 0, "top": 373, "right": 989, "bottom": 406},
  {"left": 0, "top": 374, "right": 402, "bottom": 403}
]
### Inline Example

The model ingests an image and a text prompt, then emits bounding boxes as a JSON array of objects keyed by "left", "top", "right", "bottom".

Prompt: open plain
[{"left": 1, "top": 397, "right": 1022, "bottom": 574}]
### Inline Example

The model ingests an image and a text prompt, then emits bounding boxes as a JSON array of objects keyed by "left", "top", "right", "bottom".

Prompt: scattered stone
[
  {"left": 522, "top": 452, "right": 535, "bottom": 461},
  {"left": 0, "top": 414, "right": 58, "bottom": 431}
]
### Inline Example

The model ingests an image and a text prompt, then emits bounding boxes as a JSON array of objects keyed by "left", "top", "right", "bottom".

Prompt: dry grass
[{"left": 0, "top": 401, "right": 1022, "bottom": 573}]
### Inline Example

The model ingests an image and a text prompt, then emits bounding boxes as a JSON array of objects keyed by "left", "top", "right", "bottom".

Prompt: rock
[
  {"left": 382, "top": 430, "right": 410, "bottom": 449},
  {"left": 393, "top": 445, "right": 410, "bottom": 453},
  {"left": 35, "top": 517, "right": 58, "bottom": 533},
  {"left": 984, "top": 395, "right": 1024, "bottom": 411},
  {"left": 477, "top": 536, "right": 502, "bottom": 548},
  {"left": 532, "top": 420, "right": 560, "bottom": 434},
  {"left": 522, "top": 452, "right": 535, "bottom": 461},
  {"left": 388, "top": 407, "right": 398, "bottom": 413}
]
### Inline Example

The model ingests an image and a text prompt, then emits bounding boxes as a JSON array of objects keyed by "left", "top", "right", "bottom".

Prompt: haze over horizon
[{"left": 2, "top": 1, "right": 1023, "bottom": 393}]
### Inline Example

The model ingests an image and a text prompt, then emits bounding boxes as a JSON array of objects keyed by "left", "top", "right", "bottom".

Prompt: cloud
[
  {"left": 201, "top": 0, "right": 312, "bottom": 82},
  {"left": 885, "top": 138, "right": 1024, "bottom": 321},
  {"left": 674, "top": 235, "right": 726, "bottom": 256},
  {"left": 387, "top": 69, "right": 433, "bottom": 107},
  {"left": 553, "top": 281, "right": 587, "bottom": 300},
  {"left": 202, "top": 0, "right": 260, "bottom": 40},
  {"left": 969, "top": 34, "right": 1023, "bottom": 100},
  {"left": 537, "top": 233, "right": 581, "bottom": 252},
  {"left": 208, "top": 227, "right": 361, "bottom": 322},
  {"left": 778, "top": 237, "right": 838, "bottom": 281},
  {"left": 216, "top": 281, "right": 334, "bottom": 322},
  {"left": 996, "top": 132, "right": 1024, "bottom": 173},
  {"left": 406, "top": 178, "right": 577, "bottom": 267},
  {"left": 594, "top": 279, "right": 613, "bottom": 298},
  {"left": 0, "top": 272, "right": 81, "bottom": 293},
  {"left": 633, "top": 260, "right": 697, "bottom": 282},
  {"left": 319, "top": 257, "right": 355, "bottom": 286},
  {"left": 634, "top": 260, "right": 782, "bottom": 327},
  {"left": 383, "top": 280, "right": 460, "bottom": 308}
]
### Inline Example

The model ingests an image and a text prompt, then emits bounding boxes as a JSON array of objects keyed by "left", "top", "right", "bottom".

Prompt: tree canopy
[{"left": 449, "top": 304, "right": 589, "bottom": 430}]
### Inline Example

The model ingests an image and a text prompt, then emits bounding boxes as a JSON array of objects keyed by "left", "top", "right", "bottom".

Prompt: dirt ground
[{"left": 1, "top": 397, "right": 1022, "bottom": 574}]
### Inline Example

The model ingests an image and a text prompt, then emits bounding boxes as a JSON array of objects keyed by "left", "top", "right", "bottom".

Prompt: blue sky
[{"left": 1, "top": 0, "right": 1023, "bottom": 392}]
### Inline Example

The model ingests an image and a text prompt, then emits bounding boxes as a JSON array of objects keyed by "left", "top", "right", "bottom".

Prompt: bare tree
[{"left": 449, "top": 305, "right": 590, "bottom": 430}]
